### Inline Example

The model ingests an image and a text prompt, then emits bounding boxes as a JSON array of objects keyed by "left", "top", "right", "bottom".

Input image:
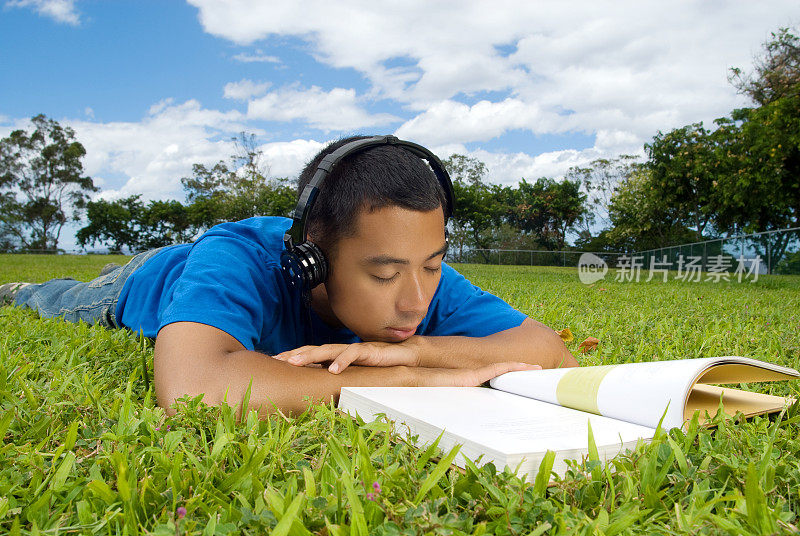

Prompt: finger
[
  {"left": 472, "top": 361, "right": 541, "bottom": 385},
  {"left": 273, "top": 346, "right": 318, "bottom": 361},
  {"left": 287, "top": 344, "right": 348, "bottom": 366},
  {"left": 274, "top": 346, "right": 320, "bottom": 362},
  {"left": 327, "top": 344, "right": 366, "bottom": 374}
]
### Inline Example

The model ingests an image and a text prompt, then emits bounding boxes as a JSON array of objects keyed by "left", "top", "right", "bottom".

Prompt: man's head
[
  {"left": 297, "top": 136, "right": 449, "bottom": 260},
  {"left": 298, "top": 136, "right": 450, "bottom": 342}
]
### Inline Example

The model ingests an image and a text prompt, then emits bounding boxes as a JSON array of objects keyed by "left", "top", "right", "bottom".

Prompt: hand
[
  {"left": 413, "top": 361, "right": 542, "bottom": 387},
  {"left": 273, "top": 340, "right": 421, "bottom": 374}
]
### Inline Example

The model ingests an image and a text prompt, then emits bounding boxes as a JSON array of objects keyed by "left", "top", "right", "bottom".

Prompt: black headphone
[{"left": 280, "top": 135, "right": 455, "bottom": 305}]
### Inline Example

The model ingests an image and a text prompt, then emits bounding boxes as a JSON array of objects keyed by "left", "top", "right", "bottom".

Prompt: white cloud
[
  {"left": 231, "top": 51, "right": 281, "bottom": 63},
  {"left": 0, "top": 102, "right": 328, "bottom": 203},
  {"left": 188, "top": 0, "right": 800, "bottom": 159},
  {"left": 6, "top": 0, "right": 80, "bottom": 25},
  {"left": 258, "top": 139, "right": 325, "bottom": 179},
  {"left": 247, "top": 86, "right": 401, "bottom": 131},
  {"left": 68, "top": 99, "right": 251, "bottom": 201},
  {"left": 430, "top": 142, "right": 609, "bottom": 187},
  {"left": 396, "top": 99, "right": 551, "bottom": 146},
  {"left": 223, "top": 79, "right": 272, "bottom": 100}
]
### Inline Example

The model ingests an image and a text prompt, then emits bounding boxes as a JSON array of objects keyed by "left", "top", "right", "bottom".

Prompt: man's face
[{"left": 317, "top": 205, "right": 447, "bottom": 343}]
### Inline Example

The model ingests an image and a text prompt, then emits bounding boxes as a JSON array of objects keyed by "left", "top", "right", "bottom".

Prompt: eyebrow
[{"left": 363, "top": 243, "right": 448, "bottom": 266}]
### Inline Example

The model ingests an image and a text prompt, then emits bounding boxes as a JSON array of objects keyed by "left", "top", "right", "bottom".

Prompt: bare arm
[
  {"left": 276, "top": 317, "right": 578, "bottom": 373},
  {"left": 411, "top": 318, "right": 579, "bottom": 369},
  {"left": 154, "top": 322, "right": 540, "bottom": 416}
]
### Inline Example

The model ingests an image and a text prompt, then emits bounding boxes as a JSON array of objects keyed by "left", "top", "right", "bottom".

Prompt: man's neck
[{"left": 309, "top": 284, "right": 345, "bottom": 329}]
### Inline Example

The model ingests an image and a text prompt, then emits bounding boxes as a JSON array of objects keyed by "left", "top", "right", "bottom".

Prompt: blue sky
[{"left": 1, "top": 0, "right": 799, "bottom": 250}]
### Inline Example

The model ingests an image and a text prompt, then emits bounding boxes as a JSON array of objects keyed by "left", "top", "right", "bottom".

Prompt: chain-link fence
[
  {"left": 633, "top": 226, "right": 800, "bottom": 276},
  {"left": 444, "top": 226, "right": 800, "bottom": 275},
  {"left": 445, "top": 248, "right": 627, "bottom": 268}
]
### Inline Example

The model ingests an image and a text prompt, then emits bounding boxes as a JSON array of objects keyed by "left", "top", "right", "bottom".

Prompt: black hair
[{"left": 297, "top": 135, "right": 448, "bottom": 258}]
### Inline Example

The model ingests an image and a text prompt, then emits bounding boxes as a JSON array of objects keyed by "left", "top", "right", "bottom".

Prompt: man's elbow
[
  {"left": 557, "top": 345, "right": 579, "bottom": 368},
  {"left": 543, "top": 329, "right": 578, "bottom": 368},
  {"left": 154, "top": 370, "right": 220, "bottom": 416},
  {"left": 523, "top": 318, "right": 579, "bottom": 368},
  {"left": 153, "top": 351, "right": 227, "bottom": 416}
]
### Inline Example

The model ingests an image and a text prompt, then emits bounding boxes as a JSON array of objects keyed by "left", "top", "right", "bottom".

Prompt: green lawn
[{"left": 1, "top": 256, "right": 799, "bottom": 534}]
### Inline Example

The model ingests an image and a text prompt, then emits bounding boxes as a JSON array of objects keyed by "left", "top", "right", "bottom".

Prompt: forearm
[
  {"left": 410, "top": 318, "right": 578, "bottom": 370},
  {"left": 157, "top": 349, "right": 416, "bottom": 417}
]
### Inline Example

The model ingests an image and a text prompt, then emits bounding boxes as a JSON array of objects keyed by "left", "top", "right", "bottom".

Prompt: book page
[
  {"left": 339, "top": 387, "right": 656, "bottom": 469},
  {"left": 685, "top": 384, "right": 793, "bottom": 423},
  {"left": 492, "top": 358, "right": 719, "bottom": 429},
  {"left": 491, "top": 357, "right": 798, "bottom": 430}
]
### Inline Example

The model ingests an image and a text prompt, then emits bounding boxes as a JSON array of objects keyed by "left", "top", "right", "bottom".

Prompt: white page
[
  {"left": 491, "top": 358, "right": 730, "bottom": 430},
  {"left": 339, "top": 387, "right": 655, "bottom": 473}
]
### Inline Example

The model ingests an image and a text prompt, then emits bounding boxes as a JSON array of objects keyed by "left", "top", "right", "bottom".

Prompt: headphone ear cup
[
  {"left": 298, "top": 240, "right": 329, "bottom": 289},
  {"left": 280, "top": 248, "right": 304, "bottom": 291},
  {"left": 280, "top": 241, "right": 329, "bottom": 292}
]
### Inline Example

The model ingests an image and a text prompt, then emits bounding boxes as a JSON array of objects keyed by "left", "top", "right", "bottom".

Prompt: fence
[
  {"left": 446, "top": 248, "right": 627, "bottom": 268},
  {"left": 7, "top": 227, "right": 800, "bottom": 275},
  {"left": 633, "top": 226, "right": 800, "bottom": 276},
  {"left": 444, "top": 226, "right": 800, "bottom": 276}
]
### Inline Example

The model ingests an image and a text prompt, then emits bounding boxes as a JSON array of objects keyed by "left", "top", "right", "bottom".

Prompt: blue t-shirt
[{"left": 115, "top": 217, "right": 527, "bottom": 354}]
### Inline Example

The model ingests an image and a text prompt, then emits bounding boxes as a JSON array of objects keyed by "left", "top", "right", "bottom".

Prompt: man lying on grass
[{"left": 1, "top": 135, "right": 577, "bottom": 416}]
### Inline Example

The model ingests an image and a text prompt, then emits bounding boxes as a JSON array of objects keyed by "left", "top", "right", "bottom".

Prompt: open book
[{"left": 338, "top": 356, "right": 798, "bottom": 481}]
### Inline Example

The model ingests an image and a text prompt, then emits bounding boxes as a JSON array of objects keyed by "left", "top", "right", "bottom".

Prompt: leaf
[
  {"left": 413, "top": 444, "right": 461, "bottom": 504},
  {"left": 50, "top": 451, "right": 76, "bottom": 492},
  {"left": 533, "top": 451, "right": 555, "bottom": 497},
  {"left": 556, "top": 328, "right": 574, "bottom": 343},
  {"left": 63, "top": 420, "right": 79, "bottom": 452},
  {"left": 578, "top": 336, "right": 600, "bottom": 354},
  {"left": 87, "top": 480, "right": 117, "bottom": 503},
  {"left": 528, "top": 523, "right": 552, "bottom": 536},
  {"left": 0, "top": 411, "right": 13, "bottom": 443},
  {"left": 586, "top": 421, "right": 603, "bottom": 481},
  {"left": 271, "top": 492, "right": 305, "bottom": 536}
]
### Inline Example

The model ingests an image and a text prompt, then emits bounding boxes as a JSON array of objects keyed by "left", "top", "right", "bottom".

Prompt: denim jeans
[{"left": 14, "top": 247, "right": 166, "bottom": 329}]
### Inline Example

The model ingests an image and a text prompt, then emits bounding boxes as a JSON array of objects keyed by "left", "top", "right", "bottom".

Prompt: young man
[{"left": 3, "top": 136, "right": 577, "bottom": 416}]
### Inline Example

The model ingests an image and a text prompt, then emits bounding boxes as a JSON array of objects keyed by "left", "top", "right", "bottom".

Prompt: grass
[{"left": 1, "top": 255, "right": 800, "bottom": 534}]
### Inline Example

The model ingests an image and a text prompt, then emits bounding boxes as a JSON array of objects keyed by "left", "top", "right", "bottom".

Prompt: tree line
[
  {"left": 582, "top": 27, "right": 800, "bottom": 252},
  {"left": 0, "top": 122, "right": 590, "bottom": 255},
  {"left": 1, "top": 26, "right": 797, "bottom": 255}
]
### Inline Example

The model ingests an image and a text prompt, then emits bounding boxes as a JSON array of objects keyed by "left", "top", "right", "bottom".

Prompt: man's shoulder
[{"left": 194, "top": 216, "right": 292, "bottom": 262}]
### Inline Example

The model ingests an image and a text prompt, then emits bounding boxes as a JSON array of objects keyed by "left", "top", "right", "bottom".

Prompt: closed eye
[
  {"left": 373, "top": 274, "right": 399, "bottom": 284},
  {"left": 373, "top": 267, "right": 440, "bottom": 284}
]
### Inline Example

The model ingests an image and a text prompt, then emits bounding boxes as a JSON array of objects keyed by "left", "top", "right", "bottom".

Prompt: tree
[
  {"left": 567, "top": 155, "right": 639, "bottom": 233},
  {"left": 606, "top": 167, "right": 701, "bottom": 251},
  {"left": 139, "top": 200, "right": 193, "bottom": 250},
  {"left": 181, "top": 133, "right": 296, "bottom": 230},
  {"left": 506, "top": 178, "right": 586, "bottom": 250},
  {"left": 78, "top": 197, "right": 197, "bottom": 253},
  {"left": 645, "top": 123, "right": 718, "bottom": 237},
  {"left": 443, "top": 154, "right": 488, "bottom": 186},
  {"left": 0, "top": 114, "right": 96, "bottom": 251},
  {"left": 77, "top": 195, "right": 145, "bottom": 253},
  {"left": 715, "top": 27, "right": 800, "bottom": 234},
  {"left": 442, "top": 154, "right": 508, "bottom": 261},
  {"left": 729, "top": 26, "right": 800, "bottom": 105}
]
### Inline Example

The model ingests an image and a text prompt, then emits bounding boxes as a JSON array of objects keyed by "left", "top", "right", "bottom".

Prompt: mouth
[{"left": 385, "top": 326, "right": 417, "bottom": 341}]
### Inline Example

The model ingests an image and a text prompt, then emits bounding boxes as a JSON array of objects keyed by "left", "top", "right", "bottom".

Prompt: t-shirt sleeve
[
  {"left": 421, "top": 263, "right": 527, "bottom": 337},
  {"left": 157, "top": 231, "right": 282, "bottom": 351}
]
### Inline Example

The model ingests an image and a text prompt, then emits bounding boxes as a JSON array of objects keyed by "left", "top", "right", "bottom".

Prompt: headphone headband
[{"left": 285, "top": 135, "right": 454, "bottom": 249}]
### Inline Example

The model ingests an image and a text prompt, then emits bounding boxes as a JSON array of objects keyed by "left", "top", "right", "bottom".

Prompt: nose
[{"left": 396, "top": 271, "right": 428, "bottom": 316}]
